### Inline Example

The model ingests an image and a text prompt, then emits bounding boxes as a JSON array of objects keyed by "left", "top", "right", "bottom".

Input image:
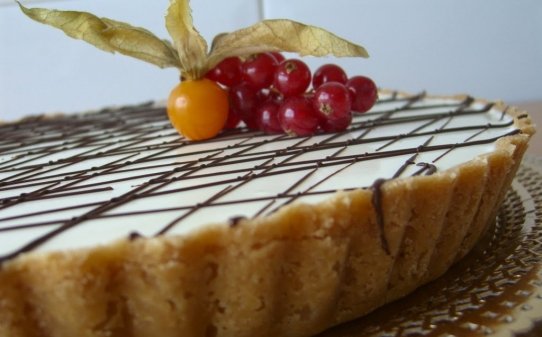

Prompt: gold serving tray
[{"left": 319, "top": 155, "right": 542, "bottom": 337}]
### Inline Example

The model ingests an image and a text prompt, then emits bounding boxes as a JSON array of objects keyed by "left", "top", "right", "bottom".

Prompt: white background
[{"left": 1, "top": 0, "right": 541, "bottom": 121}]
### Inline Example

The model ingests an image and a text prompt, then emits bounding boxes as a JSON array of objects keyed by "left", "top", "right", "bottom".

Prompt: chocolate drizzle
[
  {"left": 0, "top": 93, "right": 522, "bottom": 264},
  {"left": 128, "top": 231, "right": 143, "bottom": 241},
  {"left": 228, "top": 216, "right": 246, "bottom": 228},
  {"left": 371, "top": 178, "right": 390, "bottom": 255}
]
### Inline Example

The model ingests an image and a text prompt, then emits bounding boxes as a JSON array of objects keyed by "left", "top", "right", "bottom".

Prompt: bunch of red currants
[{"left": 205, "top": 52, "right": 377, "bottom": 136}]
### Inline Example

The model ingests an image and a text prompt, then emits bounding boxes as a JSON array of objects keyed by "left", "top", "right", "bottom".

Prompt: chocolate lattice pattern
[
  {"left": 0, "top": 92, "right": 537, "bottom": 336},
  {"left": 319, "top": 155, "right": 542, "bottom": 337},
  {"left": 0, "top": 92, "right": 521, "bottom": 262}
]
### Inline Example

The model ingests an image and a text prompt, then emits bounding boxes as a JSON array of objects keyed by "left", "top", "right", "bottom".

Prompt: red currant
[
  {"left": 278, "top": 96, "right": 319, "bottom": 136},
  {"left": 312, "top": 64, "right": 348, "bottom": 89},
  {"left": 346, "top": 76, "right": 378, "bottom": 113},
  {"left": 320, "top": 114, "right": 352, "bottom": 132},
  {"left": 313, "top": 82, "right": 352, "bottom": 122},
  {"left": 242, "top": 53, "right": 277, "bottom": 89},
  {"left": 256, "top": 100, "right": 282, "bottom": 134},
  {"left": 224, "top": 106, "right": 242, "bottom": 129},
  {"left": 205, "top": 57, "right": 242, "bottom": 87},
  {"left": 229, "top": 83, "right": 259, "bottom": 129},
  {"left": 269, "top": 51, "right": 285, "bottom": 64},
  {"left": 257, "top": 88, "right": 284, "bottom": 106},
  {"left": 274, "top": 59, "right": 311, "bottom": 97}
]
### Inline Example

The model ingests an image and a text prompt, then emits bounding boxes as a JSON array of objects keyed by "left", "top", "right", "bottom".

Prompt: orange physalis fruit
[{"left": 167, "top": 79, "right": 229, "bottom": 141}]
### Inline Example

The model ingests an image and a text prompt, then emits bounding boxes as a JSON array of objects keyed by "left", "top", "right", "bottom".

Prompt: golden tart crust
[{"left": 0, "top": 93, "right": 535, "bottom": 337}]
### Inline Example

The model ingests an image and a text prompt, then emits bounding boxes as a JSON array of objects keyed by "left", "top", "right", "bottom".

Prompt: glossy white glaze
[{"left": 0, "top": 93, "right": 516, "bottom": 257}]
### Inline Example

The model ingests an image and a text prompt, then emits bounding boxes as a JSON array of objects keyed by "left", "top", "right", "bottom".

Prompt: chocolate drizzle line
[
  {"left": 0, "top": 93, "right": 521, "bottom": 264},
  {"left": 371, "top": 178, "right": 390, "bottom": 255}
]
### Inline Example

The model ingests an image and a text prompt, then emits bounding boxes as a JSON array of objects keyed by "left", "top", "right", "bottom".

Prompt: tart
[{"left": 0, "top": 90, "right": 534, "bottom": 337}]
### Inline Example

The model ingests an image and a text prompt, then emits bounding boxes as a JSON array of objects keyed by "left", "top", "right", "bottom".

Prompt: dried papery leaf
[
  {"left": 165, "top": 0, "right": 208, "bottom": 79},
  {"left": 210, "top": 32, "right": 228, "bottom": 52},
  {"left": 207, "top": 19, "right": 368, "bottom": 70},
  {"left": 19, "top": 3, "right": 181, "bottom": 69},
  {"left": 101, "top": 19, "right": 180, "bottom": 68},
  {"left": 19, "top": 0, "right": 370, "bottom": 82}
]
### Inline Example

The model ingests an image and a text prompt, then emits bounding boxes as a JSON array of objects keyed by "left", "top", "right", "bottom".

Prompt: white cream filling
[{"left": 0, "top": 94, "right": 516, "bottom": 256}]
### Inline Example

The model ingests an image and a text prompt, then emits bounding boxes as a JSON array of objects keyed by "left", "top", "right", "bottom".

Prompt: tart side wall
[{"left": 0, "top": 146, "right": 526, "bottom": 337}]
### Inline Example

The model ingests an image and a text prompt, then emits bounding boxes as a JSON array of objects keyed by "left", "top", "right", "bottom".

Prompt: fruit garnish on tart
[{"left": 19, "top": 0, "right": 377, "bottom": 140}]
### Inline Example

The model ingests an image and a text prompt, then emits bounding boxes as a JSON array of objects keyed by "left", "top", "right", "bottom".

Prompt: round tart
[{"left": 0, "top": 91, "right": 534, "bottom": 337}]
